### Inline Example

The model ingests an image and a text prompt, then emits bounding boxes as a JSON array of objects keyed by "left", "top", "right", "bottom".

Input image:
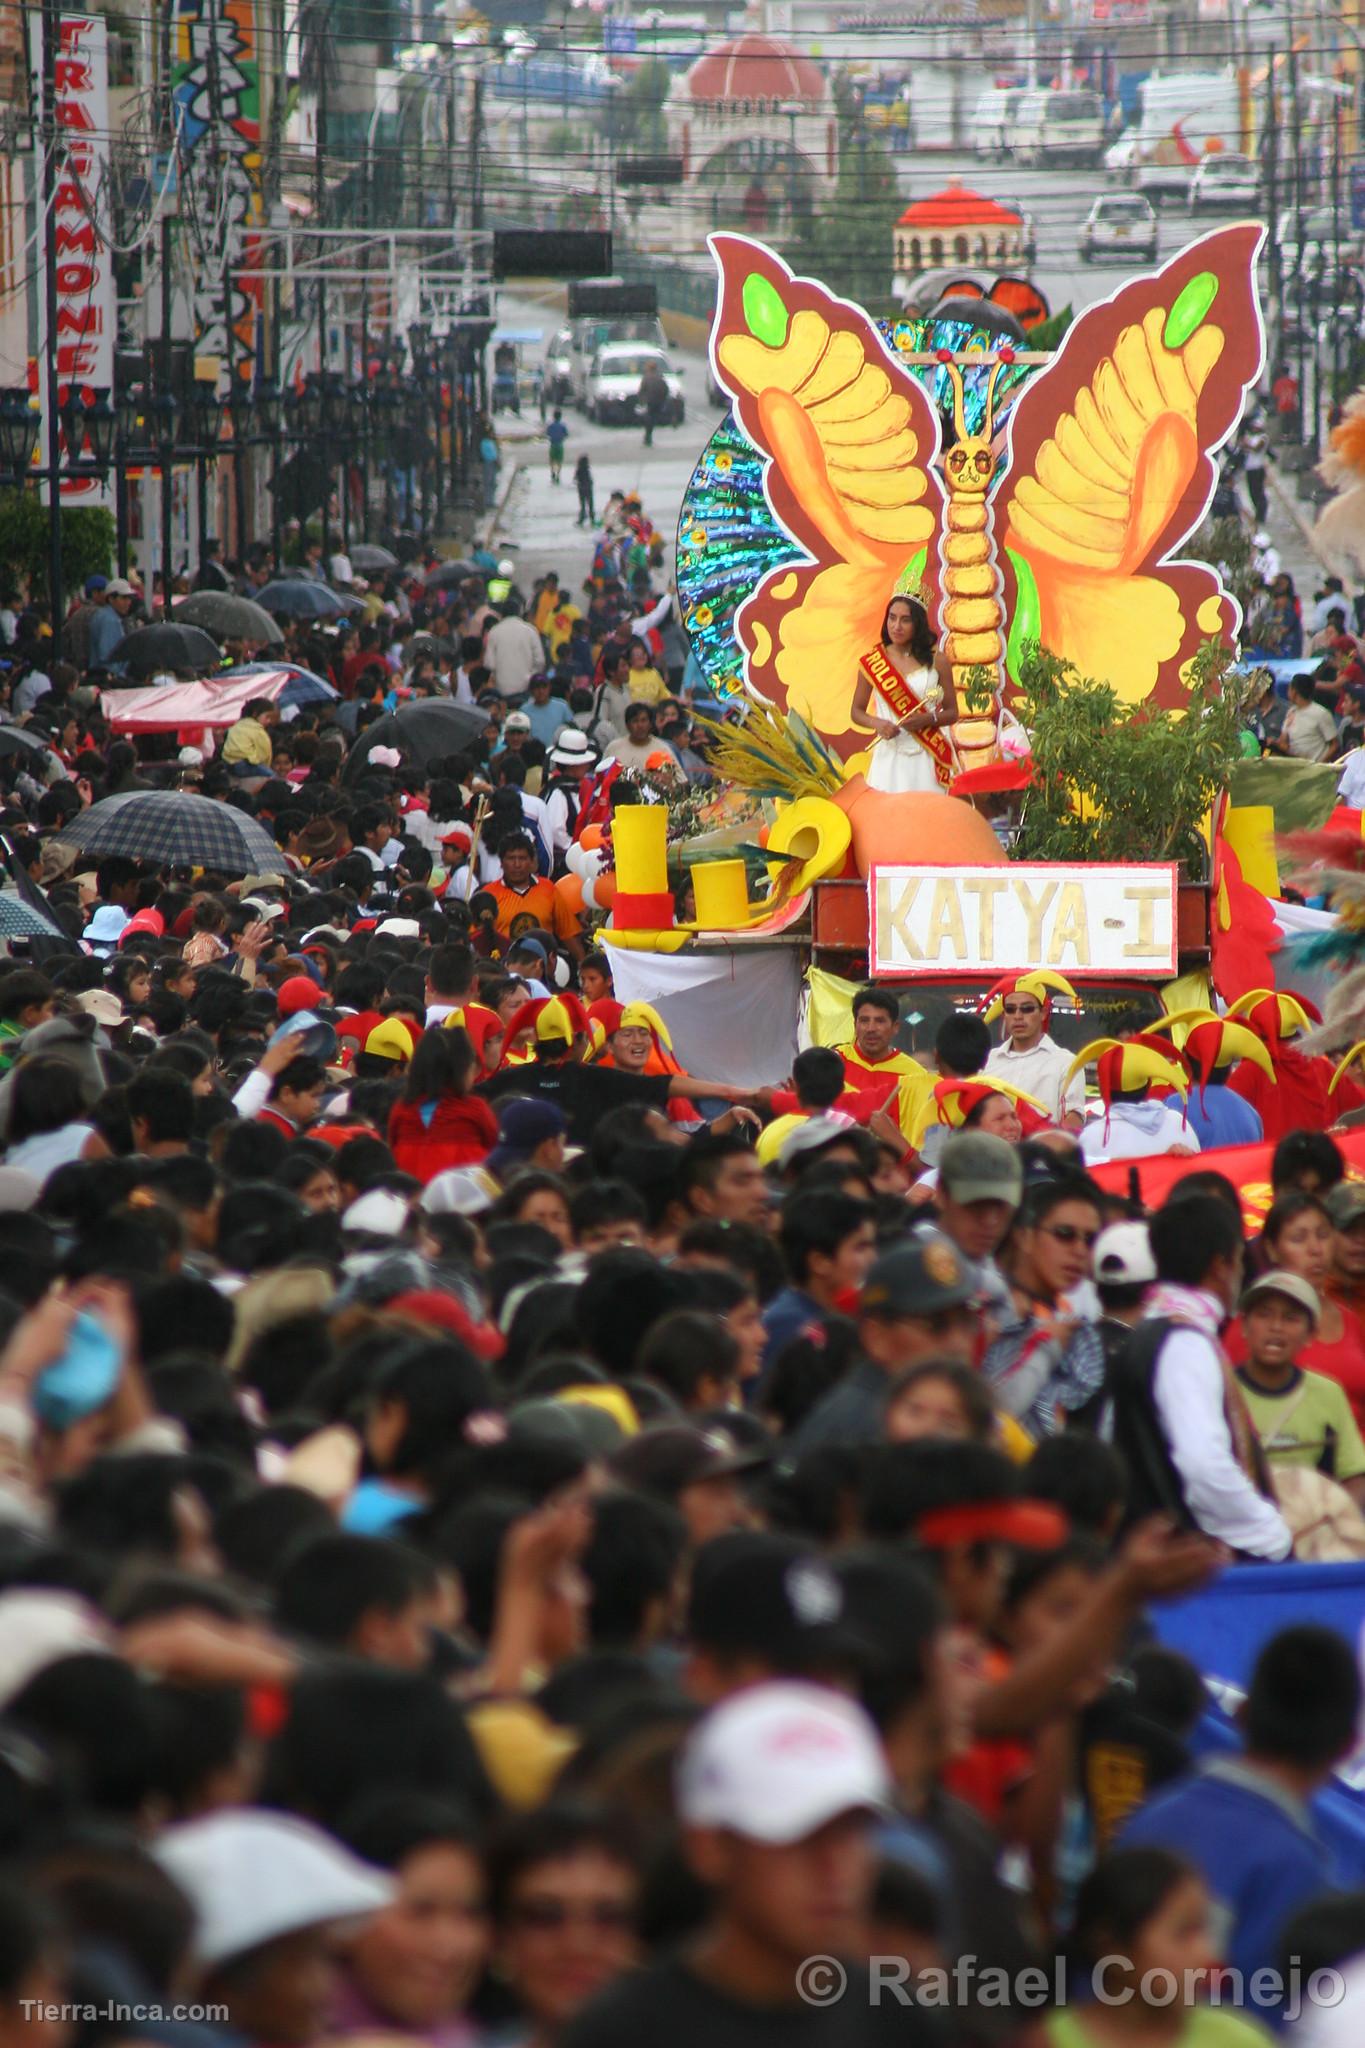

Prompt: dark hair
[
  {"left": 335, "top": 1788, "right": 480, "bottom": 1867},
  {"left": 485, "top": 1801, "right": 640, "bottom": 1926},
  {"left": 274, "top": 1533, "right": 438, "bottom": 1649},
  {"left": 1263, "top": 1189, "right": 1332, "bottom": 1251},
  {"left": 403, "top": 1025, "right": 477, "bottom": 1103},
  {"left": 575, "top": 1250, "right": 693, "bottom": 1378},
  {"left": 1271, "top": 1130, "right": 1344, "bottom": 1193},
  {"left": 1027, "top": 1431, "right": 1129, "bottom": 1535},
  {"left": 886, "top": 1357, "right": 994, "bottom": 1441},
  {"left": 34, "top": 1827, "right": 196, "bottom": 1987},
  {"left": 934, "top": 1011, "right": 992, "bottom": 1079},
  {"left": 860, "top": 1438, "right": 1019, "bottom": 1543},
  {"left": 8, "top": 1653, "right": 158, "bottom": 1818},
  {"left": 582, "top": 1487, "right": 688, "bottom": 1647},
  {"left": 880, "top": 594, "right": 936, "bottom": 667},
  {"left": 850, "top": 983, "right": 898, "bottom": 1025},
  {"left": 214, "top": 1482, "right": 336, "bottom": 1588},
  {"left": 1149, "top": 1191, "right": 1243, "bottom": 1286},
  {"left": 778, "top": 1190, "right": 873, "bottom": 1285},
  {"left": 127, "top": 1068, "right": 196, "bottom": 1146},
  {"left": 790, "top": 1047, "right": 845, "bottom": 1111},
  {"left": 1244, "top": 1624, "right": 1362, "bottom": 1767},
  {"left": 1018, "top": 1172, "right": 1104, "bottom": 1231},
  {"left": 636, "top": 1311, "right": 740, "bottom": 1409},
  {"left": 427, "top": 943, "right": 476, "bottom": 998},
  {"left": 1068, "top": 1847, "right": 1201, "bottom": 1973},
  {"left": 567, "top": 1180, "right": 646, "bottom": 1241},
  {"left": 369, "top": 1339, "right": 495, "bottom": 1481},
  {"left": 8, "top": 1056, "right": 86, "bottom": 1143},
  {"left": 834, "top": 1545, "right": 945, "bottom": 1732}
]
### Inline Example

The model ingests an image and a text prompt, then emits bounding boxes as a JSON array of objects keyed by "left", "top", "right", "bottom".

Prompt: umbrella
[
  {"left": 255, "top": 580, "right": 353, "bottom": 620},
  {"left": 0, "top": 893, "right": 65, "bottom": 940},
  {"left": 350, "top": 544, "right": 399, "bottom": 573},
  {"left": 175, "top": 591, "right": 284, "bottom": 645},
  {"left": 115, "top": 624, "right": 223, "bottom": 679},
  {"left": 0, "top": 725, "right": 57, "bottom": 764},
  {"left": 343, "top": 700, "right": 487, "bottom": 783},
  {"left": 221, "top": 662, "right": 338, "bottom": 706},
  {"left": 54, "top": 791, "right": 283, "bottom": 873},
  {"left": 422, "top": 559, "right": 479, "bottom": 589}
]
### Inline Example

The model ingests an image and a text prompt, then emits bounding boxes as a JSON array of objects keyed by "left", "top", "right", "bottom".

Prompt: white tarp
[{"left": 604, "top": 944, "right": 802, "bottom": 1088}]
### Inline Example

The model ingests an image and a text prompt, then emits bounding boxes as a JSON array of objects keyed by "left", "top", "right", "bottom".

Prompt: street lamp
[{"left": 0, "top": 389, "right": 38, "bottom": 480}]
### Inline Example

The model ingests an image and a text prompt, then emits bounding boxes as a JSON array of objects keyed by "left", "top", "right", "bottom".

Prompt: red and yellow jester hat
[
  {"left": 1060, "top": 1035, "right": 1191, "bottom": 1137},
  {"left": 1147, "top": 1009, "right": 1277, "bottom": 1108},
  {"left": 1329, "top": 1043, "right": 1365, "bottom": 1097},
  {"left": 1225, "top": 989, "right": 1322, "bottom": 1050},
  {"left": 932, "top": 1075, "right": 1046, "bottom": 1129},
  {"left": 498, "top": 994, "right": 590, "bottom": 1068},
  {"left": 980, "top": 971, "right": 1081, "bottom": 1024}
]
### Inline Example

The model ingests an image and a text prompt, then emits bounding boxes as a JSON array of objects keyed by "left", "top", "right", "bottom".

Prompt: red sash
[{"left": 858, "top": 646, "right": 956, "bottom": 790}]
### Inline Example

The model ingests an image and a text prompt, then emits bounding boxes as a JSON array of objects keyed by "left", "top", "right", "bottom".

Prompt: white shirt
[
  {"left": 485, "top": 617, "right": 545, "bottom": 699},
  {"left": 985, "top": 1032, "right": 1085, "bottom": 1122},
  {"left": 1079, "top": 1100, "right": 1199, "bottom": 1164},
  {"left": 1149, "top": 1304, "right": 1292, "bottom": 1559},
  {"left": 1339, "top": 749, "right": 1365, "bottom": 809},
  {"left": 1312, "top": 591, "right": 1352, "bottom": 631}
]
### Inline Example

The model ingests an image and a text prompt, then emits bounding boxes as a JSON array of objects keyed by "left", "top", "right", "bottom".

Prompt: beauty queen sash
[{"left": 858, "top": 646, "right": 956, "bottom": 789}]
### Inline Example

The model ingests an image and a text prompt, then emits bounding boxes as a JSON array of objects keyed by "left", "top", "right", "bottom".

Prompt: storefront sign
[{"left": 869, "top": 863, "right": 1178, "bottom": 978}]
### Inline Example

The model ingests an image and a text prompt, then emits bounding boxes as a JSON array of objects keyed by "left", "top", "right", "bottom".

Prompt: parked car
[
  {"left": 585, "top": 344, "right": 684, "bottom": 426},
  {"left": 1188, "top": 151, "right": 1259, "bottom": 211},
  {"left": 543, "top": 327, "right": 574, "bottom": 404},
  {"left": 1010, "top": 88, "right": 1105, "bottom": 167},
  {"left": 971, "top": 87, "right": 1029, "bottom": 159},
  {"left": 1077, "top": 193, "right": 1158, "bottom": 264}
]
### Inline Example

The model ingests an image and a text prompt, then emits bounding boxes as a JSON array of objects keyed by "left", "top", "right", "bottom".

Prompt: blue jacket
[
  {"left": 1182, "top": 1082, "right": 1264, "bottom": 1151},
  {"left": 1118, "top": 1757, "right": 1335, "bottom": 2000}
]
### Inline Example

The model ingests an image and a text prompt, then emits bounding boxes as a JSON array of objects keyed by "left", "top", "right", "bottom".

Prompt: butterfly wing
[
  {"left": 707, "top": 233, "right": 943, "bottom": 743},
  {"left": 998, "top": 224, "right": 1264, "bottom": 707}
]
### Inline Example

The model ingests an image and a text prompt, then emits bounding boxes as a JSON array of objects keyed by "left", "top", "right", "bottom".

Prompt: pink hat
[{"left": 119, "top": 909, "right": 165, "bottom": 946}]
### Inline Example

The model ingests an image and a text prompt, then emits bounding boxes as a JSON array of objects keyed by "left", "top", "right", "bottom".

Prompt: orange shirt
[{"left": 487, "top": 877, "right": 578, "bottom": 944}]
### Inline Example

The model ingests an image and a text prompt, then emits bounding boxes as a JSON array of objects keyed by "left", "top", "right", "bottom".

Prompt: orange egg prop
[
  {"left": 579, "top": 824, "right": 605, "bottom": 852},
  {"left": 832, "top": 783, "right": 1007, "bottom": 874},
  {"left": 555, "top": 872, "right": 586, "bottom": 917},
  {"left": 592, "top": 871, "right": 617, "bottom": 912}
]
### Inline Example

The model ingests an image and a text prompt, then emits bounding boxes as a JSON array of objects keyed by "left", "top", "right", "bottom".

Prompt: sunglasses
[
  {"left": 509, "top": 1899, "right": 634, "bottom": 1933},
  {"left": 1002, "top": 1002, "right": 1041, "bottom": 1016},
  {"left": 1039, "top": 1223, "right": 1099, "bottom": 1248}
]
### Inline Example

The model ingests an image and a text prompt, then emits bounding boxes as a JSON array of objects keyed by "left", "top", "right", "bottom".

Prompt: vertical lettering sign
[
  {"left": 869, "top": 864, "right": 1179, "bottom": 978},
  {"left": 32, "top": 14, "right": 115, "bottom": 504},
  {"left": 173, "top": 0, "right": 265, "bottom": 394}
]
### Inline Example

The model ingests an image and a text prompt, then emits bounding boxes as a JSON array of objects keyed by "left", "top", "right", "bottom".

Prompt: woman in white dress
[{"left": 848, "top": 594, "right": 960, "bottom": 795}]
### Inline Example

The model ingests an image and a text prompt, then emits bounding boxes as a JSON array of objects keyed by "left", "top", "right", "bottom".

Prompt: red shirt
[{"left": 1225, "top": 1306, "right": 1365, "bottom": 1429}]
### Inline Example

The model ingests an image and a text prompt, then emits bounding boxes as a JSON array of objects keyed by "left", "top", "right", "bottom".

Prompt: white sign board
[{"left": 869, "top": 864, "right": 1178, "bottom": 979}]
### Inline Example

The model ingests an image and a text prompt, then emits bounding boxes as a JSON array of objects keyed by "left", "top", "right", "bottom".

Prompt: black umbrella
[
  {"left": 116, "top": 623, "right": 223, "bottom": 679},
  {"left": 351, "top": 544, "right": 399, "bottom": 573},
  {"left": 255, "top": 580, "right": 355, "bottom": 620},
  {"left": 0, "top": 725, "right": 57, "bottom": 764},
  {"left": 343, "top": 700, "right": 487, "bottom": 783},
  {"left": 54, "top": 791, "right": 283, "bottom": 873},
  {"left": 175, "top": 591, "right": 283, "bottom": 644},
  {"left": 422, "top": 559, "right": 479, "bottom": 589}
]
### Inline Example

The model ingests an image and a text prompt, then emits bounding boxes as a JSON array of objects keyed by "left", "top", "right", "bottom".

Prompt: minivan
[
  {"left": 1011, "top": 88, "right": 1105, "bottom": 167},
  {"left": 971, "top": 87, "right": 1028, "bottom": 160}
]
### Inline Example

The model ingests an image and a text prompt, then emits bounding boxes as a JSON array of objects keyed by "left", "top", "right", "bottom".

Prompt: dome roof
[
  {"left": 896, "top": 182, "right": 1022, "bottom": 229},
  {"left": 686, "top": 33, "right": 826, "bottom": 104}
]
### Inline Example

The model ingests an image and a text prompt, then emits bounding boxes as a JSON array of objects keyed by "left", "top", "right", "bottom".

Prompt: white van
[
  {"left": 1011, "top": 88, "right": 1105, "bottom": 167},
  {"left": 1121, "top": 70, "right": 1243, "bottom": 203},
  {"left": 971, "top": 87, "right": 1028, "bottom": 160}
]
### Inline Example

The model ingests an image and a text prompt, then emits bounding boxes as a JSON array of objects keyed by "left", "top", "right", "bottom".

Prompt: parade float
[{"left": 578, "top": 222, "right": 1323, "bottom": 1083}]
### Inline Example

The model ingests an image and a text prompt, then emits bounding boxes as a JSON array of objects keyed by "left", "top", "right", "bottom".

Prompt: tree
[
  {"left": 603, "top": 59, "right": 671, "bottom": 154},
  {"left": 0, "top": 493, "right": 115, "bottom": 603},
  {"left": 783, "top": 86, "right": 900, "bottom": 310}
]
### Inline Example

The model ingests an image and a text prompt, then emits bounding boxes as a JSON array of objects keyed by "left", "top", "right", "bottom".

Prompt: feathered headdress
[
  {"left": 1313, "top": 394, "right": 1365, "bottom": 574},
  {"left": 980, "top": 971, "right": 1081, "bottom": 1024}
]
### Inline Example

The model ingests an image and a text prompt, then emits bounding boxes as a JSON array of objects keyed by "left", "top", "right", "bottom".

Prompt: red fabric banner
[{"left": 1088, "top": 1126, "right": 1365, "bottom": 1227}]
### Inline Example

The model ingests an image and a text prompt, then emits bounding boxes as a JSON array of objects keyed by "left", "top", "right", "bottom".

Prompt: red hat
[
  {"left": 277, "top": 975, "right": 323, "bottom": 1019},
  {"left": 389, "top": 1290, "right": 504, "bottom": 1362},
  {"left": 120, "top": 909, "right": 165, "bottom": 946}
]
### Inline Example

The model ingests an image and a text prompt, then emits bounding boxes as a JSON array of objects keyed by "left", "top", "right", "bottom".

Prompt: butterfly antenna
[
  {"left": 982, "top": 356, "right": 1010, "bottom": 439},
  {"left": 938, "top": 356, "right": 968, "bottom": 442}
]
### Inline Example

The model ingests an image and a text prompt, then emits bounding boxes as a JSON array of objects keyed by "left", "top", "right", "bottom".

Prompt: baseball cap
[
  {"left": 612, "top": 1424, "right": 769, "bottom": 1499},
  {"left": 503, "top": 711, "right": 532, "bottom": 734},
  {"left": 84, "top": 574, "right": 108, "bottom": 595},
  {"left": 72, "top": 989, "right": 124, "bottom": 1029},
  {"left": 441, "top": 823, "right": 474, "bottom": 849},
  {"left": 277, "top": 975, "right": 323, "bottom": 1019},
  {"left": 104, "top": 577, "right": 135, "bottom": 598},
  {"left": 687, "top": 1532, "right": 871, "bottom": 1673},
  {"left": 1093, "top": 1221, "right": 1156, "bottom": 1287},
  {"left": 776, "top": 1111, "right": 858, "bottom": 1171},
  {"left": 421, "top": 1165, "right": 498, "bottom": 1217},
  {"left": 1242, "top": 1270, "right": 1321, "bottom": 1325},
  {"left": 1327, "top": 1182, "right": 1365, "bottom": 1230},
  {"left": 155, "top": 1810, "right": 393, "bottom": 1967},
  {"left": 859, "top": 1235, "right": 976, "bottom": 1320},
  {"left": 341, "top": 1187, "right": 412, "bottom": 1238},
  {"left": 938, "top": 1131, "right": 1023, "bottom": 1208},
  {"left": 491, "top": 1097, "right": 568, "bottom": 1164},
  {"left": 676, "top": 1680, "right": 891, "bottom": 1844}
]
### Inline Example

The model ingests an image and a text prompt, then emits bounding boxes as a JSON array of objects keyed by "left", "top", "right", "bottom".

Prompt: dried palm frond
[
  {"left": 691, "top": 699, "right": 845, "bottom": 803},
  {"left": 1313, "top": 396, "right": 1365, "bottom": 569}
]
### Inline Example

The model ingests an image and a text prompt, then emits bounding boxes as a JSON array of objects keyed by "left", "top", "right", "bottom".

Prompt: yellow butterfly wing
[
  {"left": 999, "top": 226, "right": 1265, "bottom": 707},
  {"left": 707, "top": 234, "right": 942, "bottom": 742}
]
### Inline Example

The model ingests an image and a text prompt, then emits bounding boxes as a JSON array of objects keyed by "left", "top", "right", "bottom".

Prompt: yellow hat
[
  {"left": 982, "top": 970, "right": 1080, "bottom": 1024},
  {"left": 618, "top": 999, "right": 673, "bottom": 1050},
  {"left": 363, "top": 1017, "right": 414, "bottom": 1063}
]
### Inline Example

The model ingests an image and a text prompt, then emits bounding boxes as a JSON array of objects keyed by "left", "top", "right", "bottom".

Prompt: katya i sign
[
  {"left": 30, "top": 13, "right": 115, "bottom": 505},
  {"left": 869, "top": 864, "right": 1178, "bottom": 979}
]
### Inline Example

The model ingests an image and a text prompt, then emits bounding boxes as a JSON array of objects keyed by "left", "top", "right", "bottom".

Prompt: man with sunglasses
[
  {"left": 984, "top": 973, "right": 1085, "bottom": 1131},
  {"left": 983, "top": 1176, "right": 1107, "bottom": 1440}
]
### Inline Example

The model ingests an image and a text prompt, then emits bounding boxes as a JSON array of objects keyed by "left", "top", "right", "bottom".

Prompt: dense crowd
[{"left": 0, "top": 507, "right": 1361, "bottom": 2048}]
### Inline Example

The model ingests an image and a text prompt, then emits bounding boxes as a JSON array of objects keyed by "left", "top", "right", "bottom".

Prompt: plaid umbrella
[
  {"left": 255, "top": 580, "right": 356, "bottom": 620},
  {"left": 116, "top": 623, "right": 223, "bottom": 678},
  {"left": 0, "top": 892, "right": 65, "bottom": 939},
  {"left": 343, "top": 700, "right": 487, "bottom": 784},
  {"left": 175, "top": 591, "right": 283, "bottom": 644},
  {"left": 53, "top": 791, "right": 283, "bottom": 873}
]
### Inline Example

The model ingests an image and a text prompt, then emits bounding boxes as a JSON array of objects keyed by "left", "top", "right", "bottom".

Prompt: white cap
[
  {"left": 341, "top": 1187, "right": 411, "bottom": 1237},
  {"left": 155, "top": 1810, "right": 394, "bottom": 1966},
  {"left": 676, "top": 1680, "right": 891, "bottom": 1845},
  {"left": 0, "top": 1590, "right": 109, "bottom": 1707},
  {"left": 422, "top": 1165, "right": 498, "bottom": 1217},
  {"left": 1092, "top": 1221, "right": 1156, "bottom": 1288}
]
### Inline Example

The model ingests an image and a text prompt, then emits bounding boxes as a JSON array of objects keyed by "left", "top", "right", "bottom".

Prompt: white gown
[{"left": 865, "top": 662, "right": 946, "bottom": 795}]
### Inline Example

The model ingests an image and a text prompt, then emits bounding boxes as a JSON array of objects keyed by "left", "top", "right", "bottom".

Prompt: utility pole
[
  {"left": 40, "top": 0, "right": 63, "bottom": 638},
  {"left": 469, "top": 69, "right": 484, "bottom": 235},
  {"left": 1264, "top": 47, "right": 1281, "bottom": 334}
]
